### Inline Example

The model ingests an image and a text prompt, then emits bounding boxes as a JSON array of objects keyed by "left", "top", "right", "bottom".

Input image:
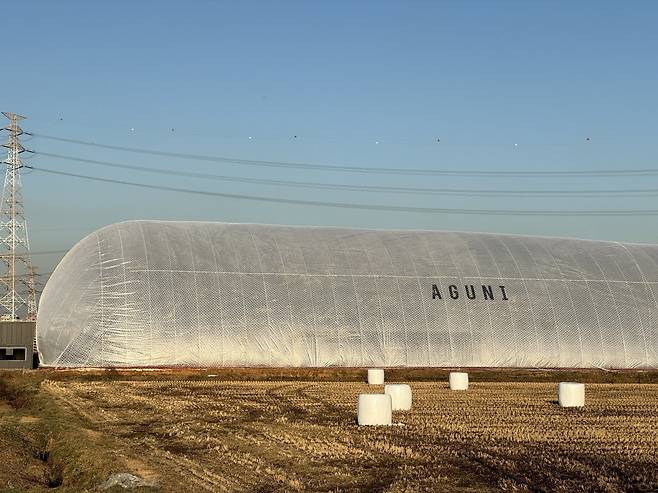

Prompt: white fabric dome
[{"left": 37, "top": 220, "right": 657, "bottom": 368}]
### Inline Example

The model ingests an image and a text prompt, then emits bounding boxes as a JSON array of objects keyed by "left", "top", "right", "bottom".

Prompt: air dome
[{"left": 37, "top": 220, "right": 657, "bottom": 368}]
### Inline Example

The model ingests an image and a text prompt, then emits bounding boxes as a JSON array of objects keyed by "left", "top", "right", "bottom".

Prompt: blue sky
[{"left": 3, "top": 1, "right": 658, "bottom": 274}]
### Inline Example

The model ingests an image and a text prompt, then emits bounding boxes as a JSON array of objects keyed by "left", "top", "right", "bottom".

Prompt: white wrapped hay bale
[
  {"left": 367, "top": 368, "right": 385, "bottom": 385},
  {"left": 357, "top": 393, "right": 392, "bottom": 426},
  {"left": 449, "top": 372, "right": 469, "bottom": 390},
  {"left": 558, "top": 382, "right": 585, "bottom": 407},
  {"left": 384, "top": 384, "right": 412, "bottom": 411}
]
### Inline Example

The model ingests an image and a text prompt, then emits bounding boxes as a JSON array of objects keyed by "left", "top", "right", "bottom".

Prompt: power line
[
  {"left": 30, "top": 226, "right": 97, "bottom": 232},
  {"left": 24, "top": 164, "right": 658, "bottom": 216},
  {"left": 33, "top": 151, "right": 658, "bottom": 197},
  {"left": 29, "top": 249, "right": 69, "bottom": 256},
  {"left": 29, "top": 132, "right": 658, "bottom": 177}
]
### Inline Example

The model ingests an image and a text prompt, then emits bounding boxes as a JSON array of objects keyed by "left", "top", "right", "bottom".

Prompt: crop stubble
[{"left": 43, "top": 379, "right": 658, "bottom": 492}]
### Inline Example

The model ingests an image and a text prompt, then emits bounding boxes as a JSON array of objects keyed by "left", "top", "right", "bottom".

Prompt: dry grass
[
  {"left": 0, "top": 371, "right": 137, "bottom": 492},
  {"left": 33, "top": 375, "right": 658, "bottom": 492},
  {"left": 42, "top": 367, "right": 658, "bottom": 384}
]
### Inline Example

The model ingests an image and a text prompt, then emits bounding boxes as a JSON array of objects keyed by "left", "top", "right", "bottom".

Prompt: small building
[{"left": 0, "top": 321, "right": 36, "bottom": 369}]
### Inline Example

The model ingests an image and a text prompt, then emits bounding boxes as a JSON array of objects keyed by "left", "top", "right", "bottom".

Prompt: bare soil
[{"left": 1, "top": 369, "right": 657, "bottom": 492}]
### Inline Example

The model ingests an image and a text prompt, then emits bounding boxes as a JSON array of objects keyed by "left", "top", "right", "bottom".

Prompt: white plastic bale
[
  {"left": 357, "top": 394, "right": 392, "bottom": 426},
  {"left": 558, "top": 382, "right": 585, "bottom": 407},
  {"left": 384, "top": 384, "right": 412, "bottom": 410},
  {"left": 449, "top": 372, "right": 469, "bottom": 390},
  {"left": 36, "top": 220, "right": 658, "bottom": 368},
  {"left": 367, "top": 368, "right": 385, "bottom": 384}
]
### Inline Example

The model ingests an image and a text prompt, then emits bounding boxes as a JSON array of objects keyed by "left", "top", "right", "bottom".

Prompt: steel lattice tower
[{"left": 0, "top": 112, "right": 38, "bottom": 321}]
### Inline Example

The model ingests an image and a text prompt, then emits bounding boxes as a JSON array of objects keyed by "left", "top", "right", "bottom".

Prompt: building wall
[
  {"left": 0, "top": 321, "right": 35, "bottom": 369},
  {"left": 37, "top": 220, "right": 658, "bottom": 369}
]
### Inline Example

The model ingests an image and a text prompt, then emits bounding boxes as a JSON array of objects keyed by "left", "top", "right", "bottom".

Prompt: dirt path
[{"left": 42, "top": 379, "right": 658, "bottom": 492}]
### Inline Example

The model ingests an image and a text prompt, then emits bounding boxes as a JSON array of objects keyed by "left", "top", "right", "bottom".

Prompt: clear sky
[{"left": 3, "top": 1, "right": 658, "bottom": 276}]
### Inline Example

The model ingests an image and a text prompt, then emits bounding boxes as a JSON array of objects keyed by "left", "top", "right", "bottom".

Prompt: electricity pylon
[{"left": 0, "top": 112, "right": 38, "bottom": 321}]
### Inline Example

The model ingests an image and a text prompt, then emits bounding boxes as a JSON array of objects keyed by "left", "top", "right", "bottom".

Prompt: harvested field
[{"left": 34, "top": 375, "right": 658, "bottom": 492}]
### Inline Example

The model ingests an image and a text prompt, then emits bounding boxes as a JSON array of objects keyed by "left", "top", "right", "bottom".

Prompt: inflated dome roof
[{"left": 37, "top": 220, "right": 657, "bottom": 368}]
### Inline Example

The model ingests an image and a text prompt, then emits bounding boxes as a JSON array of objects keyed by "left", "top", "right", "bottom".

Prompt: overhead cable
[
  {"left": 29, "top": 249, "right": 69, "bottom": 256},
  {"left": 29, "top": 132, "right": 658, "bottom": 177},
  {"left": 25, "top": 165, "right": 658, "bottom": 216},
  {"left": 34, "top": 151, "right": 658, "bottom": 198}
]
